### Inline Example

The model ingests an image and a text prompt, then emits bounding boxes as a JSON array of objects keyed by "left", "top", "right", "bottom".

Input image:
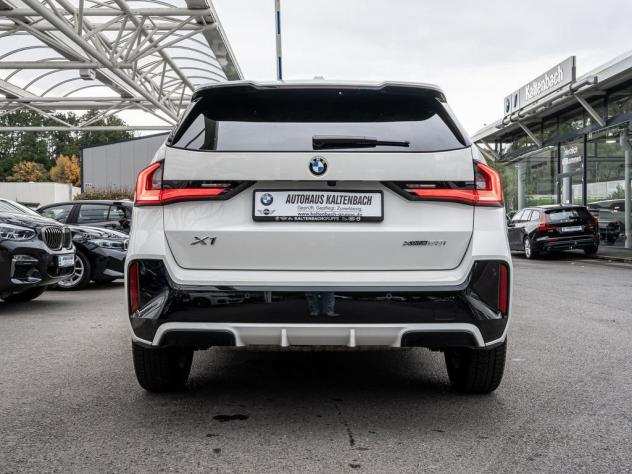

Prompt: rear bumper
[
  {"left": 127, "top": 259, "right": 510, "bottom": 349},
  {"left": 535, "top": 234, "right": 598, "bottom": 252},
  {"left": 147, "top": 322, "right": 487, "bottom": 349}
]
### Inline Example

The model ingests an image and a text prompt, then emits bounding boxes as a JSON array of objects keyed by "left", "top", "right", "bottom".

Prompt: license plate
[
  {"left": 253, "top": 190, "right": 383, "bottom": 222},
  {"left": 560, "top": 226, "right": 583, "bottom": 233},
  {"left": 57, "top": 254, "right": 75, "bottom": 267}
]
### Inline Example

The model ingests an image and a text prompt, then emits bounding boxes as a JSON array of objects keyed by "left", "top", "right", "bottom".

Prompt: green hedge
[{"left": 74, "top": 187, "right": 133, "bottom": 201}]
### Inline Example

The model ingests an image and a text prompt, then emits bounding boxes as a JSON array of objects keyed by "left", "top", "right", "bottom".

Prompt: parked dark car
[
  {"left": 56, "top": 225, "right": 128, "bottom": 290},
  {"left": 37, "top": 200, "right": 132, "bottom": 234},
  {"left": 6, "top": 198, "right": 128, "bottom": 290},
  {"left": 588, "top": 208, "right": 622, "bottom": 244},
  {"left": 507, "top": 205, "right": 599, "bottom": 259},
  {"left": 587, "top": 200, "right": 625, "bottom": 244},
  {"left": 0, "top": 199, "right": 75, "bottom": 302},
  {"left": 588, "top": 199, "right": 625, "bottom": 213}
]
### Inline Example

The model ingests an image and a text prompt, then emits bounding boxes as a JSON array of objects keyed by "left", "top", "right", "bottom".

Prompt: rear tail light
[
  {"left": 473, "top": 162, "right": 504, "bottom": 207},
  {"left": 128, "top": 260, "right": 140, "bottom": 314},
  {"left": 538, "top": 213, "right": 554, "bottom": 233},
  {"left": 134, "top": 161, "right": 250, "bottom": 206},
  {"left": 388, "top": 161, "right": 503, "bottom": 207}
]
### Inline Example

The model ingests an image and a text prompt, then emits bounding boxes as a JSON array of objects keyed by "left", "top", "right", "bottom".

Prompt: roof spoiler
[{"left": 191, "top": 81, "right": 446, "bottom": 102}]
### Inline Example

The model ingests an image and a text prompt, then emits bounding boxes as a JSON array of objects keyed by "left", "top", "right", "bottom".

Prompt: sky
[{"left": 213, "top": 0, "right": 632, "bottom": 134}]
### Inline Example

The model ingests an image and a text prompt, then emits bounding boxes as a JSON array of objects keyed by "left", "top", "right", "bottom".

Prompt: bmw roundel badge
[
  {"left": 260, "top": 193, "right": 274, "bottom": 206},
  {"left": 309, "top": 156, "right": 327, "bottom": 176}
]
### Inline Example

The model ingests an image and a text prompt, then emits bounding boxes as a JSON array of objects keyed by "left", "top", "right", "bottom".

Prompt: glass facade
[
  {"left": 523, "top": 148, "right": 557, "bottom": 207},
  {"left": 586, "top": 133, "right": 625, "bottom": 204},
  {"left": 607, "top": 87, "right": 632, "bottom": 118},
  {"left": 493, "top": 80, "right": 631, "bottom": 248}
]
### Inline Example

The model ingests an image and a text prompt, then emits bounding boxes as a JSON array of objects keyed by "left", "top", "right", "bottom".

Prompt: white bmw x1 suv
[{"left": 126, "top": 81, "right": 512, "bottom": 394}]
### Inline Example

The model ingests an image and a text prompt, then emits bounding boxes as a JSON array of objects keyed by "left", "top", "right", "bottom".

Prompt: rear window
[
  {"left": 169, "top": 87, "right": 468, "bottom": 153},
  {"left": 547, "top": 208, "right": 591, "bottom": 223}
]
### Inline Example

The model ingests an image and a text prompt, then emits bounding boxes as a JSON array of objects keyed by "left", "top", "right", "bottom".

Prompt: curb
[{"left": 591, "top": 254, "right": 632, "bottom": 264}]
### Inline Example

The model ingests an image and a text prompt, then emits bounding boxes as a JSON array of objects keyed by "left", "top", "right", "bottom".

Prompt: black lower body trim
[
  {"left": 128, "top": 260, "right": 510, "bottom": 346},
  {"left": 401, "top": 331, "right": 479, "bottom": 349},
  {"left": 160, "top": 329, "right": 236, "bottom": 349}
]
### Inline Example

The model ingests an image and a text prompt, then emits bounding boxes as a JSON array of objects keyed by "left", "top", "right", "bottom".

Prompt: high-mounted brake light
[
  {"left": 134, "top": 161, "right": 235, "bottom": 206},
  {"left": 394, "top": 161, "right": 503, "bottom": 207}
]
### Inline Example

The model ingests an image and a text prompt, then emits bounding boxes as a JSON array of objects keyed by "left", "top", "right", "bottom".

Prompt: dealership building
[{"left": 473, "top": 51, "right": 632, "bottom": 249}]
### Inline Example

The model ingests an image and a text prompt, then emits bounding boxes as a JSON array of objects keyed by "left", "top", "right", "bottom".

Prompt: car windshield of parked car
[
  {"left": 170, "top": 88, "right": 468, "bottom": 152},
  {"left": 0, "top": 200, "right": 38, "bottom": 216},
  {"left": 0, "top": 201, "right": 20, "bottom": 214}
]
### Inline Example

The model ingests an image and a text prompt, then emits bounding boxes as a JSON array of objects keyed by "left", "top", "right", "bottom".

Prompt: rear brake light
[
  {"left": 134, "top": 161, "right": 240, "bottom": 206},
  {"left": 473, "top": 162, "right": 504, "bottom": 207},
  {"left": 128, "top": 260, "right": 140, "bottom": 314},
  {"left": 538, "top": 213, "right": 554, "bottom": 233},
  {"left": 134, "top": 162, "right": 162, "bottom": 206},
  {"left": 393, "top": 162, "right": 503, "bottom": 207}
]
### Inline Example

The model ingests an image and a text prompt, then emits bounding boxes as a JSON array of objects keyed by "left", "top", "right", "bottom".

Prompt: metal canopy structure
[{"left": 0, "top": 0, "right": 242, "bottom": 131}]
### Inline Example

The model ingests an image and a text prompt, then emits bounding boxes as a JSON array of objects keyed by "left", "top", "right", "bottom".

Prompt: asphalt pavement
[{"left": 1, "top": 255, "right": 631, "bottom": 473}]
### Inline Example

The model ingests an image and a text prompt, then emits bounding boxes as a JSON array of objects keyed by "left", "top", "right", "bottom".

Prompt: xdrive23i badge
[{"left": 309, "top": 156, "right": 327, "bottom": 176}]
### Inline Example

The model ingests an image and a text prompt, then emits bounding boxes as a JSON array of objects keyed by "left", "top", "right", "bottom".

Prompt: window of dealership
[
  {"left": 494, "top": 91, "right": 630, "bottom": 210},
  {"left": 474, "top": 54, "right": 632, "bottom": 250}
]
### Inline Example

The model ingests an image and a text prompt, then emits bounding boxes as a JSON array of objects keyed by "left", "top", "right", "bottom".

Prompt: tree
[
  {"left": 0, "top": 110, "right": 50, "bottom": 179},
  {"left": 78, "top": 111, "right": 134, "bottom": 148},
  {"left": 7, "top": 161, "right": 48, "bottom": 182},
  {"left": 0, "top": 110, "right": 135, "bottom": 181},
  {"left": 49, "top": 154, "right": 81, "bottom": 186}
]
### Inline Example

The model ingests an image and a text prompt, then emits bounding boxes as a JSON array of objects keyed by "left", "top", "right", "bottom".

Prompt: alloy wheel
[
  {"left": 58, "top": 255, "right": 84, "bottom": 289},
  {"left": 524, "top": 237, "right": 532, "bottom": 258}
]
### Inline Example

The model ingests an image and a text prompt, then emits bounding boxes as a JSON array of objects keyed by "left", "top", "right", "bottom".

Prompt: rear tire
[
  {"left": 584, "top": 245, "right": 599, "bottom": 256},
  {"left": 132, "top": 342, "right": 193, "bottom": 392},
  {"left": 2, "top": 287, "right": 46, "bottom": 303},
  {"left": 523, "top": 236, "right": 537, "bottom": 259},
  {"left": 445, "top": 340, "right": 506, "bottom": 394}
]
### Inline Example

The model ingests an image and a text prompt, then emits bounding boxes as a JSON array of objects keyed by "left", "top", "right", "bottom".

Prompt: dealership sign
[
  {"left": 561, "top": 142, "right": 583, "bottom": 169},
  {"left": 504, "top": 56, "right": 576, "bottom": 115}
]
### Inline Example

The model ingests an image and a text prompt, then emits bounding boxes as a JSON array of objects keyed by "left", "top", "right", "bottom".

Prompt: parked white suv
[{"left": 126, "top": 81, "right": 512, "bottom": 394}]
